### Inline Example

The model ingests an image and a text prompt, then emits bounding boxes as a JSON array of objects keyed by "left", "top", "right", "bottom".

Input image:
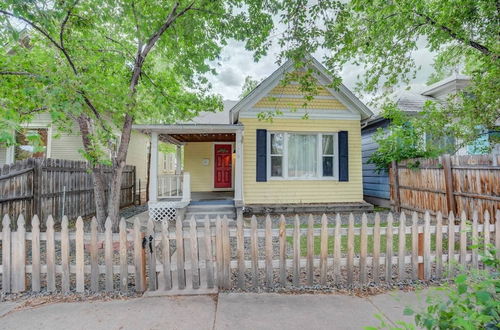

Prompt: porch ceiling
[{"left": 167, "top": 133, "right": 235, "bottom": 142}]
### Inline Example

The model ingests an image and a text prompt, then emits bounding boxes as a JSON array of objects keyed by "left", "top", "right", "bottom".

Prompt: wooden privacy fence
[
  {"left": 0, "top": 158, "right": 136, "bottom": 223},
  {"left": 391, "top": 154, "right": 500, "bottom": 220},
  {"left": 1, "top": 210, "right": 499, "bottom": 294}
]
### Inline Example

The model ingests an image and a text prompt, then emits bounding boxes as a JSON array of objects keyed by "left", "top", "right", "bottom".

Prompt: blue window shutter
[
  {"left": 256, "top": 129, "right": 267, "bottom": 182},
  {"left": 338, "top": 131, "right": 349, "bottom": 181}
]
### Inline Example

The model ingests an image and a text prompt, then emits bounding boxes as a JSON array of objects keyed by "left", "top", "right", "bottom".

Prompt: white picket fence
[{"left": 0, "top": 210, "right": 499, "bottom": 294}]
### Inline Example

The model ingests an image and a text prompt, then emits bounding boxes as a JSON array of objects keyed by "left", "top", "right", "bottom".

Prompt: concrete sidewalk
[{"left": 0, "top": 290, "right": 428, "bottom": 330}]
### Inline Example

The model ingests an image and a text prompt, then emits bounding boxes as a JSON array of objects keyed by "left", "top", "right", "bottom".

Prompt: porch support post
[
  {"left": 149, "top": 132, "right": 158, "bottom": 203},
  {"left": 175, "top": 145, "right": 182, "bottom": 175},
  {"left": 234, "top": 129, "right": 243, "bottom": 204}
]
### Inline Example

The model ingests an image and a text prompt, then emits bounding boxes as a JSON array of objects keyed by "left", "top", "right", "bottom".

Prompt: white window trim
[{"left": 267, "top": 131, "right": 339, "bottom": 181}]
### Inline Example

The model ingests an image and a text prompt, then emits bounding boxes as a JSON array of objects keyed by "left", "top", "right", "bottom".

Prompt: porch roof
[
  {"left": 133, "top": 124, "right": 243, "bottom": 144},
  {"left": 133, "top": 124, "right": 243, "bottom": 134}
]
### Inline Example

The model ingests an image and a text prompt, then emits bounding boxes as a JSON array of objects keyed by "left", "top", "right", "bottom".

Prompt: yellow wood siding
[
  {"left": 253, "top": 97, "right": 346, "bottom": 110},
  {"left": 125, "top": 131, "right": 150, "bottom": 186},
  {"left": 269, "top": 84, "right": 333, "bottom": 96},
  {"left": 184, "top": 142, "right": 214, "bottom": 192},
  {"left": 240, "top": 118, "right": 363, "bottom": 204}
]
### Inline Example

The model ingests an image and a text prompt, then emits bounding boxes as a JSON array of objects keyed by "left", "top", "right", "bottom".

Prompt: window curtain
[{"left": 287, "top": 134, "right": 317, "bottom": 177}]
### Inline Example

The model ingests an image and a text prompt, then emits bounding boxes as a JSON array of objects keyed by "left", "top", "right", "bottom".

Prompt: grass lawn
[{"left": 285, "top": 224, "right": 459, "bottom": 256}]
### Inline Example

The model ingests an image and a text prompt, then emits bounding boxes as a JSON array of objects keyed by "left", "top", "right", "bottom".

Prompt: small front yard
[{"left": 286, "top": 223, "right": 459, "bottom": 256}]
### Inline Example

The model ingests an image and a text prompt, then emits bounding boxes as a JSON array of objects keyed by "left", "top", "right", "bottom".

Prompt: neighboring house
[
  {"left": 0, "top": 112, "right": 156, "bottom": 202},
  {"left": 135, "top": 55, "right": 374, "bottom": 221},
  {"left": 361, "top": 74, "right": 499, "bottom": 207}
]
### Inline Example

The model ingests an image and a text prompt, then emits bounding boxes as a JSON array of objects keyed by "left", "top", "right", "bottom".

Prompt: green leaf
[
  {"left": 403, "top": 307, "right": 414, "bottom": 316},
  {"left": 475, "top": 291, "right": 491, "bottom": 304}
]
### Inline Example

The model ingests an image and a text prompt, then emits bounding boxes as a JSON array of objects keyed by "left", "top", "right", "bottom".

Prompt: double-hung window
[{"left": 268, "top": 132, "right": 338, "bottom": 179}]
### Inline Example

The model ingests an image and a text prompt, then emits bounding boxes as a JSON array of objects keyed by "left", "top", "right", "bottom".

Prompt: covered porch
[{"left": 133, "top": 124, "right": 244, "bottom": 221}]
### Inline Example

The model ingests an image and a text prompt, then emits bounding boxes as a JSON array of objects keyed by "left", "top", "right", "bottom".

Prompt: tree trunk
[
  {"left": 92, "top": 168, "right": 108, "bottom": 231},
  {"left": 107, "top": 164, "right": 126, "bottom": 232},
  {"left": 107, "top": 114, "right": 134, "bottom": 231}
]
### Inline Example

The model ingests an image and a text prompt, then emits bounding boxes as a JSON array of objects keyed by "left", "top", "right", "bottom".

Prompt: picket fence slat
[
  {"left": 75, "top": 217, "right": 84, "bottom": 292},
  {"left": 448, "top": 212, "right": 455, "bottom": 274},
  {"left": 265, "top": 215, "right": 273, "bottom": 286},
  {"left": 236, "top": 214, "right": 245, "bottom": 289},
  {"left": 204, "top": 216, "right": 214, "bottom": 289},
  {"left": 279, "top": 215, "right": 287, "bottom": 286},
  {"left": 423, "top": 212, "right": 431, "bottom": 280},
  {"left": 46, "top": 215, "right": 56, "bottom": 292},
  {"left": 2, "top": 215, "right": 11, "bottom": 293},
  {"left": 190, "top": 216, "right": 200, "bottom": 290},
  {"left": 306, "top": 215, "right": 314, "bottom": 286},
  {"left": 105, "top": 218, "right": 114, "bottom": 291},
  {"left": 61, "top": 216, "right": 70, "bottom": 293},
  {"left": 496, "top": 212, "right": 500, "bottom": 260},
  {"left": 319, "top": 214, "right": 328, "bottom": 285},
  {"left": 372, "top": 213, "right": 380, "bottom": 283},
  {"left": 119, "top": 218, "right": 128, "bottom": 291},
  {"left": 293, "top": 215, "right": 300, "bottom": 286},
  {"left": 31, "top": 215, "right": 41, "bottom": 292},
  {"left": 162, "top": 220, "right": 172, "bottom": 290},
  {"left": 472, "top": 211, "right": 479, "bottom": 268},
  {"left": 385, "top": 213, "right": 393, "bottom": 282},
  {"left": 222, "top": 216, "right": 231, "bottom": 289},
  {"left": 397, "top": 213, "right": 406, "bottom": 280},
  {"left": 90, "top": 217, "right": 99, "bottom": 291},
  {"left": 176, "top": 216, "right": 185, "bottom": 290},
  {"left": 347, "top": 214, "right": 354, "bottom": 284},
  {"left": 435, "top": 212, "right": 443, "bottom": 277},
  {"left": 0, "top": 210, "right": 497, "bottom": 294},
  {"left": 251, "top": 216, "right": 258, "bottom": 289}
]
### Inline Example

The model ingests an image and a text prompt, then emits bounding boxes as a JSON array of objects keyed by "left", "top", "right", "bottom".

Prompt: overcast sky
[{"left": 207, "top": 39, "right": 437, "bottom": 103}]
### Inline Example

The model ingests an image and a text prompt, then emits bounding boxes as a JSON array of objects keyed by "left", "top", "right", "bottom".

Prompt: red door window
[{"left": 214, "top": 144, "right": 232, "bottom": 188}]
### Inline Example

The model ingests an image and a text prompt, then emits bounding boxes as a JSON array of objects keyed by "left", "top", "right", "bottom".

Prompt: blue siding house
[
  {"left": 361, "top": 117, "right": 390, "bottom": 207},
  {"left": 361, "top": 74, "right": 499, "bottom": 207}
]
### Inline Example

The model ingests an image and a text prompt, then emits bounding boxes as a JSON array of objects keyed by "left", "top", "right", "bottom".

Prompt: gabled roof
[
  {"left": 393, "top": 90, "right": 436, "bottom": 113},
  {"left": 181, "top": 100, "right": 237, "bottom": 125},
  {"left": 229, "top": 55, "right": 373, "bottom": 122},
  {"left": 421, "top": 74, "right": 470, "bottom": 97}
]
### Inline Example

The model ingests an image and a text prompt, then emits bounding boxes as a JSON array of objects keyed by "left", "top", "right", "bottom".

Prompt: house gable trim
[{"left": 230, "top": 55, "right": 373, "bottom": 122}]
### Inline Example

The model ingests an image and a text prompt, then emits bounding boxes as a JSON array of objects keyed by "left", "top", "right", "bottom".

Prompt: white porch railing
[
  {"left": 158, "top": 174, "right": 183, "bottom": 198},
  {"left": 150, "top": 172, "right": 190, "bottom": 222}
]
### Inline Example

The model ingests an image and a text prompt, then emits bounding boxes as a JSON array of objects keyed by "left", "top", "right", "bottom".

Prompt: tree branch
[
  {"left": 60, "top": 0, "right": 80, "bottom": 49},
  {"left": 19, "top": 106, "right": 48, "bottom": 116},
  {"left": 0, "top": 71, "right": 39, "bottom": 77},
  {"left": 415, "top": 11, "right": 494, "bottom": 57}
]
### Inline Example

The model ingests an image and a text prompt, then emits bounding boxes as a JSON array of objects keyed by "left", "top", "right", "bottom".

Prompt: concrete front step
[
  {"left": 184, "top": 212, "right": 236, "bottom": 220},
  {"left": 182, "top": 217, "right": 236, "bottom": 227}
]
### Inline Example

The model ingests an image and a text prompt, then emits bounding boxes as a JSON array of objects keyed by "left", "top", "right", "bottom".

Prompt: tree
[
  {"left": 0, "top": 0, "right": 275, "bottom": 230},
  {"left": 239, "top": 76, "right": 261, "bottom": 98},
  {"left": 272, "top": 0, "right": 499, "bottom": 164}
]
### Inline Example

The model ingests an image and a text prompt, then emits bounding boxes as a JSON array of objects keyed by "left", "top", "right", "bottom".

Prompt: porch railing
[
  {"left": 157, "top": 172, "right": 191, "bottom": 203},
  {"left": 158, "top": 174, "right": 183, "bottom": 198}
]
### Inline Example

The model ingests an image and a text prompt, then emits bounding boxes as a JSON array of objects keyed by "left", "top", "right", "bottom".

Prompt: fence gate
[{"left": 143, "top": 216, "right": 231, "bottom": 296}]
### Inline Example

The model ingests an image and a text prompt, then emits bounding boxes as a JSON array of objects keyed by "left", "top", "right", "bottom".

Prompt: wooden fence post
[
  {"left": 391, "top": 161, "right": 401, "bottom": 212},
  {"left": 417, "top": 232, "right": 424, "bottom": 280},
  {"left": 31, "top": 215, "right": 41, "bottom": 292},
  {"left": 32, "top": 159, "right": 42, "bottom": 221},
  {"left": 442, "top": 154, "right": 457, "bottom": 215},
  {"left": 61, "top": 216, "right": 70, "bottom": 293},
  {"left": 75, "top": 217, "right": 85, "bottom": 293},
  {"left": 14, "top": 215, "right": 26, "bottom": 292},
  {"left": 2, "top": 215, "right": 11, "bottom": 293},
  {"left": 46, "top": 215, "right": 56, "bottom": 292}
]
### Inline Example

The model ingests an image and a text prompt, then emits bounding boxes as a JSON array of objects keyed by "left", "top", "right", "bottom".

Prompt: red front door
[{"left": 214, "top": 144, "right": 232, "bottom": 189}]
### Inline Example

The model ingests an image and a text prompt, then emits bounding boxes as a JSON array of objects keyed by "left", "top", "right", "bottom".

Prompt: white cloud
[{"left": 208, "top": 38, "right": 436, "bottom": 103}]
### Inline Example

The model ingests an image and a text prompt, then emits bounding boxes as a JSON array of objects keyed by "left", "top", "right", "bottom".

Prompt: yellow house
[{"left": 134, "top": 56, "right": 374, "bottom": 220}]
